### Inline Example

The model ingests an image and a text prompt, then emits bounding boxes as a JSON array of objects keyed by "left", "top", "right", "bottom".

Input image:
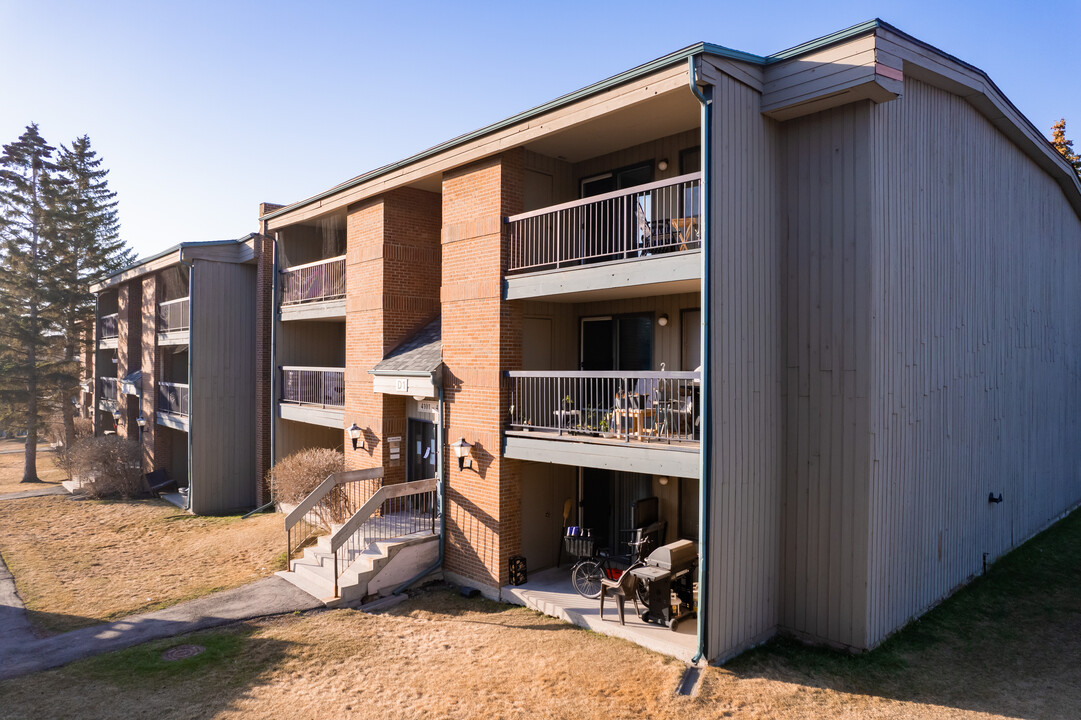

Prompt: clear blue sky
[{"left": 2, "top": 0, "right": 1078, "bottom": 259}]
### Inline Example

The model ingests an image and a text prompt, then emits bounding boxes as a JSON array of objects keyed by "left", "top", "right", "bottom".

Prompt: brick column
[
  {"left": 140, "top": 274, "right": 162, "bottom": 472},
  {"left": 253, "top": 232, "right": 275, "bottom": 504},
  {"left": 440, "top": 150, "right": 523, "bottom": 589},
  {"left": 343, "top": 189, "right": 441, "bottom": 485},
  {"left": 116, "top": 281, "right": 141, "bottom": 441}
]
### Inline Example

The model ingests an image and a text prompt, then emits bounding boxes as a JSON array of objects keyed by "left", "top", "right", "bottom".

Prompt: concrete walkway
[
  {"left": 0, "top": 570, "right": 323, "bottom": 680},
  {"left": 0, "top": 486, "right": 68, "bottom": 501}
]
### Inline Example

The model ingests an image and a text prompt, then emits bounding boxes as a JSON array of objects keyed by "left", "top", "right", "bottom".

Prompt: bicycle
[{"left": 566, "top": 531, "right": 653, "bottom": 602}]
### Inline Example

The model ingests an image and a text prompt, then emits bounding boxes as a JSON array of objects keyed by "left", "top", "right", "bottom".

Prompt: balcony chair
[{"left": 599, "top": 560, "right": 645, "bottom": 625}]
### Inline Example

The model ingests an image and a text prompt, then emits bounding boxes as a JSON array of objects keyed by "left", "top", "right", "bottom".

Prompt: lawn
[
  {"left": 0, "top": 440, "right": 64, "bottom": 494},
  {"left": 0, "top": 495, "right": 285, "bottom": 634},
  {"left": 1, "top": 509, "right": 1077, "bottom": 719}
]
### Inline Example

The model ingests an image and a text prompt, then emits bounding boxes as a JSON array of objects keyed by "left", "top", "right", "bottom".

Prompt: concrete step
[{"left": 274, "top": 570, "right": 336, "bottom": 604}]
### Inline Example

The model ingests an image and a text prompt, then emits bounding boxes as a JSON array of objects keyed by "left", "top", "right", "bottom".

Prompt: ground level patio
[{"left": 502, "top": 565, "right": 697, "bottom": 662}]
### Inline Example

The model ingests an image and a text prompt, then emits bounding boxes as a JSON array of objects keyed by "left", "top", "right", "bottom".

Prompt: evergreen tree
[
  {"left": 52, "top": 136, "right": 133, "bottom": 451},
  {"left": 1051, "top": 118, "right": 1081, "bottom": 180},
  {"left": 0, "top": 124, "right": 65, "bottom": 482}
]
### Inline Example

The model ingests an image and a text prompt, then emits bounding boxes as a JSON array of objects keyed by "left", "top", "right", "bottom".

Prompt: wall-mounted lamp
[
  {"left": 450, "top": 437, "right": 473, "bottom": 470},
  {"left": 110, "top": 408, "right": 122, "bottom": 421},
  {"left": 413, "top": 395, "right": 427, "bottom": 402},
  {"left": 136, "top": 416, "right": 147, "bottom": 428},
  {"left": 657, "top": 158, "right": 669, "bottom": 172},
  {"left": 657, "top": 313, "right": 669, "bottom": 327},
  {"left": 988, "top": 492, "right": 1003, "bottom": 504},
  {"left": 347, "top": 422, "right": 365, "bottom": 451},
  {"left": 658, "top": 476, "right": 670, "bottom": 486}
]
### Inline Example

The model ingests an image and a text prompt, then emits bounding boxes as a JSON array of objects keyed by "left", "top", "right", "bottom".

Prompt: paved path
[
  {"left": 0, "top": 574, "right": 323, "bottom": 680},
  {"left": 0, "top": 486, "right": 68, "bottom": 501}
]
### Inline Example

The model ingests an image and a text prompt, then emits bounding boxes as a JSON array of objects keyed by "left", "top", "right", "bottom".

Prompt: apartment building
[
  {"left": 91, "top": 236, "right": 268, "bottom": 514},
  {"left": 268, "top": 19, "right": 1081, "bottom": 663}
]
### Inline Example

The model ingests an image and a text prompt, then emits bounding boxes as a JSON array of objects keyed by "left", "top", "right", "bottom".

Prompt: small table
[{"left": 552, "top": 409, "right": 580, "bottom": 434}]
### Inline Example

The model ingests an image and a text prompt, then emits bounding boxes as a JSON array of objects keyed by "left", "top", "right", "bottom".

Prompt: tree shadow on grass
[
  {"left": 722, "top": 511, "right": 1081, "bottom": 720},
  {"left": 0, "top": 625, "right": 302, "bottom": 720}
]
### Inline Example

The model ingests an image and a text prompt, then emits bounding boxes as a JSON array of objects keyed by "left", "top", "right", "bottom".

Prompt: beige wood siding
[
  {"left": 865, "top": 78, "right": 1081, "bottom": 646},
  {"left": 189, "top": 260, "right": 257, "bottom": 514},
  {"left": 779, "top": 102, "right": 874, "bottom": 649},
  {"left": 707, "top": 72, "right": 784, "bottom": 661}
]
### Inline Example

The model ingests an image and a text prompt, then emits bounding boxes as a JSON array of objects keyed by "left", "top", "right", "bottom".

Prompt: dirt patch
[
  {"left": 0, "top": 495, "right": 284, "bottom": 634},
  {"left": 0, "top": 444, "right": 64, "bottom": 494}
]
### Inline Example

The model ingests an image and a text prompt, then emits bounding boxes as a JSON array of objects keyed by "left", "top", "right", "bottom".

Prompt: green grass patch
[{"left": 70, "top": 628, "right": 258, "bottom": 685}]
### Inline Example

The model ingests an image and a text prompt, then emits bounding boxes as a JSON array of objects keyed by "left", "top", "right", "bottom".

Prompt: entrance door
[{"left": 407, "top": 419, "right": 436, "bottom": 482}]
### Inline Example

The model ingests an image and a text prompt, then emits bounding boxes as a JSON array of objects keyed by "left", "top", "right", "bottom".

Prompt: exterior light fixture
[
  {"left": 657, "top": 314, "right": 669, "bottom": 327},
  {"left": 111, "top": 408, "right": 122, "bottom": 421},
  {"left": 658, "top": 476, "right": 670, "bottom": 486},
  {"left": 136, "top": 416, "right": 147, "bottom": 428},
  {"left": 657, "top": 158, "right": 669, "bottom": 172},
  {"left": 347, "top": 422, "right": 365, "bottom": 450},
  {"left": 450, "top": 437, "right": 473, "bottom": 470}
]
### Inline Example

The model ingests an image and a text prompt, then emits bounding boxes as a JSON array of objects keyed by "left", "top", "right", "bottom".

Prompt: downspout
[
  {"left": 689, "top": 55, "right": 713, "bottom": 666},
  {"left": 393, "top": 376, "right": 446, "bottom": 595},
  {"left": 180, "top": 257, "right": 195, "bottom": 512}
]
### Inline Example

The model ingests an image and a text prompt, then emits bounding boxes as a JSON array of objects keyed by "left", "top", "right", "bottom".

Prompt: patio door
[
  {"left": 579, "top": 314, "right": 652, "bottom": 371},
  {"left": 407, "top": 419, "right": 436, "bottom": 482},
  {"left": 581, "top": 468, "right": 653, "bottom": 554}
]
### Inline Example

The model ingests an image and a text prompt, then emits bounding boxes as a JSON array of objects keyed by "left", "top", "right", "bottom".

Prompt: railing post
[{"left": 333, "top": 549, "right": 340, "bottom": 598}]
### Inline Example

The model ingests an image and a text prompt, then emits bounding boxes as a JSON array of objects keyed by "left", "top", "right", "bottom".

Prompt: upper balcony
[
  {"left": 98, "top": 313, "right": 119, "bottom": 349},
  {"left": 280, "top": 255, "right": 346, "bottom": 321},
  {"left": 505, "top": 172, "right": 702, "bottom": 302},
  {"left": 158, "top": 296, "right": 189, "bottom": 345}
]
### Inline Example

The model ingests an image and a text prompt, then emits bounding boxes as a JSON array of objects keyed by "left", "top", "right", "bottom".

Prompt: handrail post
[{"left": 333, "top": 548, "right": 340, "bottom": 598}]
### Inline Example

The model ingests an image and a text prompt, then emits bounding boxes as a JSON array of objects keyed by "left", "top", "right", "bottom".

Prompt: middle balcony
[{"left": 279, "top": 365, "right": 345, "bottom": 429}]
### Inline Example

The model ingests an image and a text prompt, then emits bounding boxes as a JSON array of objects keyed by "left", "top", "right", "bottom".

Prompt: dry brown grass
[
  {"left": 0, "top": 585, "right": 1068, "bottom": 720},
  {"left": 0, "top": 495, "right": 284, "bottom": 634},
  {"left": 0, "top": 440, "right": 65, "bottom": 494}
]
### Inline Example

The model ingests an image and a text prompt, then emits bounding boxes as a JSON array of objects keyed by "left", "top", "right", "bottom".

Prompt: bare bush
[
  {"left": 68, "top": 436, "right": 144, "bottom": 498},
  {"left": 50, "top": 416, "right": 94, "bottom": 478},
  {"left": 268, "top": 448, "right": 348, "bottom": 525}
]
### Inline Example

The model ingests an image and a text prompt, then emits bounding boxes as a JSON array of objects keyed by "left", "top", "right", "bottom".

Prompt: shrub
[
  {"left": 50, "top": 415, "right": 95, "bottom": 478},
  {"left": 68, "top": 435, "right": 144, "bottom": 498},
  {"left": 268, "top": 448, "right": 347, "bottom": 525}
]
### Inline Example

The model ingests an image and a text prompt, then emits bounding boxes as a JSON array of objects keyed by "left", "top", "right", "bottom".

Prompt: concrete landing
[{"left": 502, "top": 565, "right": 698, "bottom": 663}]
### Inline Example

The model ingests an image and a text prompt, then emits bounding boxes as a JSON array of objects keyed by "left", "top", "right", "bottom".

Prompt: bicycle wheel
[{"left": 571, "top": 560, "right": 605, "bottom": 598}]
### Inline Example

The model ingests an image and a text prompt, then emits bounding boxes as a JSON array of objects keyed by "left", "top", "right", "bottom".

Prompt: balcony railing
[
  {"left": 99, "top": 313, "right": 119, "bottom": 340},
  {"left": 280, "top": 255, "right": 346, "bottom": 305},
  {"left": 98, "top": 377, "right": 119, "bottom": 402},
  {"left": 281, "top": 366, "right": 345, "bottom": 407},
  {"left": 159, "top": 297, "right": 189, "bottom": 334},
  {"left": 508, "top": 370, "right": 700, "bottom": 444},
  {"left": 506, "top": 172, "right": 701, "bottom": 274},
  {"left": 158, "top": 382, "right": 189, "bottom": 417}
]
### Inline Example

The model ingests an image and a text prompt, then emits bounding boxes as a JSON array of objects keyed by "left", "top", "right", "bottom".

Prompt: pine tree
[
  {"left": 1051, "top": 118, "right": 1081, "bottom": 180},
  {"left": 0, "top": 124, "right": 65, "bottom": 482},
  {"left": 52, "top": 136, "right": 133, "bottom": 451}
]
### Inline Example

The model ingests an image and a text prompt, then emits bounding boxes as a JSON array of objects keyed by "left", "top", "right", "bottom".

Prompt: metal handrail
[
  {"left": 506, "top": 172, "right": 702, "bottom": 273},
  {"left": 157, "top": 382, "right": 189, "bottom": 417},
  {"left": 280, "top": 254, "right": 346, "bottom": 305},
  {"left": 507, "top": 370, "right": 701, "bottom": 444},
  {"left": 281, "top": 367, "right": 345, "bottom": 407},
  {"left": 285, "top": 467, "right": 384, "bottom": 562},
  {"left": 99, "top": 313, "right": 119, "bottom": 339},
  {"left": 330, "top": 477, "right": 438, "bottom": 597},
  {"left": 159, "top": 296, "right": 190, "bottom": 333},
  {"left": 98, "top": 377, "right": 119, "bottom": 401}
]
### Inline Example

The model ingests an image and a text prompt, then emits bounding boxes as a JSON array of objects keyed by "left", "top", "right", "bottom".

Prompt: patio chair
[{"left": 599, "top": 560, "right": 644, "bottom": 625}]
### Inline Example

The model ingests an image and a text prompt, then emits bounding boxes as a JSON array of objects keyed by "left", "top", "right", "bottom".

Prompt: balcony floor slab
[{"left": 504, "top": 431, "right": 699, "bottom": 479}]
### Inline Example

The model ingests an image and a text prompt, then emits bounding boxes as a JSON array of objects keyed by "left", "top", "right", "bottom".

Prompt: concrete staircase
[{"left": 277, "top": 531, "right": 439, "bottom": 606}]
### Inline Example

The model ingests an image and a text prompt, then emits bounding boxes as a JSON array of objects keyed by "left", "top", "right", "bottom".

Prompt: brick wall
[
  {"left": 253, "top": 232, "right": 274, "bottom": 504},
  {"left": 116, "top": 281, "right": 141, "bottom": 441},
  {"left": 440, "top": 150, "right": 523, "bottom": 588},
  {"left": 343, "top": 189, "right": 441, "bottom": 484}
]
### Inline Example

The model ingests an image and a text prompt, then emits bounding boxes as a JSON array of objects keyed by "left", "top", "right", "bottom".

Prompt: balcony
[
  {"left": 280, "top": 255, "right": 346, "bottom": 321},
  {"left": 505, "top": 370, "right": 700, "bottom": 478},
  {"left": 99, "top": 313, "right": 119, "bottom": 348},
  {"left": 157, "top": 382, "right": 190, "bottom": 431},
  {"left": 504, "top": 173, "right": 702, "bottom": 302},
  {"left": 98, "top": 377, "right": 119, "bottom": 410},
  {"left": 158, "top": 297, "right": 189, "bottom": 344},
  {"left": 280, "top": 366, "right": 345, "bottom": 429}
]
